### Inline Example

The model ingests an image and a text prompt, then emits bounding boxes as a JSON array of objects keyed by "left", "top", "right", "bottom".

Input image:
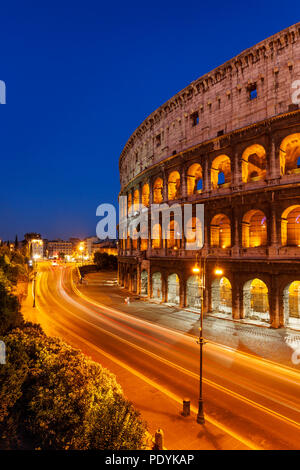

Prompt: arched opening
[
  {"left": 185, "top": 217, "right": 203, "bottom": 249},
  {"left": 283, "top": 281, "right": 300, "bottom": 328},
  {"left": 167, "top": 273, "right": 180, "bottom": 305},
  {"left": 210, "top": 214, "right": 231, "bottom": 248},
  {"left": 242, "top": 210, "right": 267, "bottom": 248},
  {"left": 186, "top": 275, "right": 201, "bottom": 309},
  {"left": 142, "top": 183, "right": 150, "bottom": 207},
  {"left": 127, "top": 193, "right": 132, "bottom": 213},
  {"left": 279, "top": 134, "right": 300, "bottom": 175},
  {"left": 167, "top": 220, "right": 181, "bottom": 249},
  {"left": 242, "top": 144, "right": 266, "bottom": 183},
  {"left": 152, "top": 272, "right": 162, "bottom": 300},
  {"left": 168, "top": 171, "right": 181, "bottom": 200},
  {"left": 211, "top": 277, "right": 232, "bottom": 315},
  {"left": 211, "top": 155, "right": 231, "bottom": 189},
  {"left": 281, "top": 205, "right": 300, "bottom": 246},
  {"left": 187, "top": 163, "right": 203, "bottom": 196},
  {"left": 153, "top": 177, "right": 163, "bottom": 204},
  {"left": 133, "top": 189, "right": 139, "bottom": 210},
  {"left": 140, "top": 223, "right": 148, "bottom": 251},
  {"left": 140, "top": 270, "right": 148, "bottom": 296},
  {"left": 243, "top": 278, "right": 269, "bottom": 323},
  {"left": 151, "top": 223, "right": 162, "bottom": 249}
]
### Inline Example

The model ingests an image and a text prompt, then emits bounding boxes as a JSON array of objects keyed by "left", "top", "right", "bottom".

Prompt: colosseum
[{"left": 118, "top": 22, "right": 300, "bottom": 330}]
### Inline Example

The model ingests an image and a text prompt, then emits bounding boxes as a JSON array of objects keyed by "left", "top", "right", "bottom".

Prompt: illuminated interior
[
  {"left": 185, "top": 217, "right": 203, "bottom": 249},
  {"left": 243, "top": 278, "right": 269, "bottom": 322},
  {"left": 153, "top": 177, "right": 163, "bottom": 204},
  {"left": 127, "top": 193, "right": 132, "bottom": 212},
  {"left": 279, "top": 133, "right": 300, "bottom": 175},
  {"left": 242, "top": 144, "right": 266, "bottom": 183},
  {"left": 133, "top": 189, "right": 139, "bottom": 210},
  {"left": 211, "top": 276, "right": 232, "bottom": 314},
  {"left": 167, "top": 273, "right": 180, "bottom": 304},
  {"left": 168, "top": 171, "right": 181, "bottom": 200},
  {"left": 186, "top": 275, "right": 201, "bottom": 309},
  {"left": 142, "top": 183, "right": 150, "bottom": 207},
  {"left": 152, "top": 272, "right": 162, "bottom": 300},
  {"left": 242, "top": 210, "right": 267, "bottom": 247},
  {"left": 167, "top": 220, "right": 181, "bottom": 249},
  {"left": 281, "top": 205, "right": 300, "bottom": 246},
  {"left": 187, "top": 163, "right": 203, "bottom": 195},
  {"left": 210, "top": 214, "right": 231, "bottom": 248},
  {"left": 211, "top": 155, "right": 231, "bottom": 189},
  {"left": 151, "top": 223, "right": 162, "bottom": 249},
  {"left": 140, "top": 270, "right": 148, "bottom": 295}
]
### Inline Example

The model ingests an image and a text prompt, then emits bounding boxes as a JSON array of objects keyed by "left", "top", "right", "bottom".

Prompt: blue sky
[{"left": 0, "top": 0, "right": 298, "bottom": 240}]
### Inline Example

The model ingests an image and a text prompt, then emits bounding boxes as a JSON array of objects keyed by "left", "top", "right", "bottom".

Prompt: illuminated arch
[
  {"left": 279, "top": 134, "right": 300, "bottom": 175},
  {"left": 152, "top": 272, "right": 162, "bottom": 300},
  {"left": 140, "top": 270, "right": 148, "bottom": 296},
  {"left": 283, "top": 281, "right": 300, "bottom": 327},
  {"left": 133, "top": 189, "right": 139, "bottom": 210},
  {"left": 151, "top": 223, "right": 162, "bottom": 249},
  {"left": 167, "top": 273, "right": 180, "bottom": 305},
  {"left": 167, "top": 219, "right": 181, "bottom": 249},
  {"left": 153, "top": 177, "right": 163, "bottom": 204},
  {"left": 211, "top": 155, "right": 231, "bottom": 189},
  {"left": 168, "top": 171, "right": 181, "bottom": 200},
  {"left": 127, "top": 193, "right": 132, "bottom": 212},
  {"left": 210, "top": 214, "right": 231, "bottom": 248},
  {"left": 243, "top": 278, "right": 269, "bottom": 323},
  {"left": 242, "top": 210, "right": 267, "bottom": 248},
  {"left": 185, "top": 216, "right": 203, "bottom": 249},
  {"left": 211, "top": 277, "right": 232, "bottom": 315},
  {"left": 142, "top": 183, "right": 150, "bottom": 207},
  {"left": 186, "top": 275, "right": 201, "bottom": 309},
  {"left": 187, "top": 163, "right": 203, "bottom": 195},
  {"left": 281, "top": 205, "right": 300, "bottom": 246},
  {"left": 242, "top": 144, "right": 266, "bottom": 183}
]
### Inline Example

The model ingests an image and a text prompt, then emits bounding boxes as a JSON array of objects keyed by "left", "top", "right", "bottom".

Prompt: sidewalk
[{"left": 79, "top": 271, "right": 300, "bottom": 369}]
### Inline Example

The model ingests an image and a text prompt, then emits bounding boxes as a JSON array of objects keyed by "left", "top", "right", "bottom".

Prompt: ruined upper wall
[{"left": 119, "top": 23, "right": 300, "bottom": 190}]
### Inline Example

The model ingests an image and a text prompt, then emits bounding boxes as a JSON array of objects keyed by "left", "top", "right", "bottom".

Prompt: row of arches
[
  {"left": 139, "top": 270, "right": 300, "bottom": 328},
  {"left": 126, "top": 134, "right": 300, "bottom": 206},
  {"left": 122, "top": 205, "right": 300, "bottom": 251}
]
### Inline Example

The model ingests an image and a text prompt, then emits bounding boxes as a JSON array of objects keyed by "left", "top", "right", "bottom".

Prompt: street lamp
[{"left": 192, "top": 254, "right": 223, "bottom": 424}]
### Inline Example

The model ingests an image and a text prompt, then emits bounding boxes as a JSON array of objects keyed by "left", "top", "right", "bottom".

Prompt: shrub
[{"left": 0, "top": 326, "right": 146, "bottom": 450}]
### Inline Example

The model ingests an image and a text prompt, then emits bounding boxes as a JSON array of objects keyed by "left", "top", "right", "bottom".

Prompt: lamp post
[{"left": 192, "top": 253, "right": 223, "bottom": 424}]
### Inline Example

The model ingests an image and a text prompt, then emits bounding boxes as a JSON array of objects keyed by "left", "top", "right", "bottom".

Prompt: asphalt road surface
[{"left": 31, "top": 262, "right": 300, "bottom": 450}]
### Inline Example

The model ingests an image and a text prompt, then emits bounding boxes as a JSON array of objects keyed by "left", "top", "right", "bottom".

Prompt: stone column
[
  {"left": 180, "top": 276, "right": 186, "bottom": 308},
  {"left": 202, "top": 157, "right": 210, "bottom": 194},
  {"left": 231, "top": 207, "right": 240, "bottom": 257},
  {"left": 181, "top": 165, "right": 187, "bottom": 199},
  {"left": 232, "top": 147, "right": 242, "bottom": 189},
  {"left": 270, "top": 275, "right": 280, "bottom": 328},
  {"left": 267, "top": 134, "right": 281, "bottom": 182},
  {"left": 232, "top": 275, "right": 241, "bottom": 319},
  {"left": 163, "top": 171, "right": 168, "bottom": 202},
  {"left": 268, "top": 203, "right": 278, "bottom": 256}
]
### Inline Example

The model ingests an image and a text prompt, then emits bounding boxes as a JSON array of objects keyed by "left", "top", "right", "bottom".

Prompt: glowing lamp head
[
  {"left": 214, "top": 267, "right": 223, "bottom": 276},
  {"left": 192, "top": 264, "right": 200, "bottom": 274}
]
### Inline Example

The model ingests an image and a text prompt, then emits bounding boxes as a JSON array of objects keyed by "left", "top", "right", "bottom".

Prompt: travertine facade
[{"left": 118, "top": 23, "right": 300, "bottom": 329}]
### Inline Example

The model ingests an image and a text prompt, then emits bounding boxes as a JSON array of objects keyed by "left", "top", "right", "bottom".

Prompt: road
[{"left": 29, "top": 262, "right": 300, "bottom": 450}]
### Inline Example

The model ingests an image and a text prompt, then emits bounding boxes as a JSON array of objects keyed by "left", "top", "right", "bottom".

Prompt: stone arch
[
  {"left": 283, "top": 281, "right": 300, "bottom": 328},
  {"left": 152, "top": 223, "right": 162, "bottom": 249},
  {"left": 210, "top": 214, "right": 231, "bottom": 248},
  {"left": 153, "top": 177, "right": 163, "bottom": 204},
  {"left": 185, "top": 216, "right": 203, "bottom": 249},
  {"left": 211, "top": 277, "right": 232, "bottom": 315},
  {"left": 142, "top": 183, "right": 150, "bottom": 207},
  {"left": 167, "top": 273, "right": 180, "bottom": 305},
  {"left": 128, "top": 193, "right": 132, "bottom": 212},
  {"left": 167, "top": 220, "right": 181, "bottom": 249},
  {"left": 242, "top": 144, "right": 266, "bottom": 183},
  {"left": 133, "top": 189, "right": 139, "bottom": 210},
  {"left": 186, "top": 275, "right": 201, "bottom": 309},
  {"left": 242, "top": 209, "right": 267, "bottom": 247},
  {"left": 243, "top": 278, "right": 269, "bottom": 323},
  {"left": 187, "top": 163, "right": 203, "bottom": 195},
  {"left": 140, "top": 270, "right": 148, "bottom": 296},
  {"left": 281, "top": 205, "right": 300, "bottom": 246},
  {"left": 279, "top": 133, "right": 300, "bottom": 175},
  {"left": 211, "top": 155, "right": 231, "bottom": 189},
  {"left": 152, "top": 272, "right": 162, "bottom": 300},
  {"left": 168, "top": 171, "right": 181, "bottom": 200}
]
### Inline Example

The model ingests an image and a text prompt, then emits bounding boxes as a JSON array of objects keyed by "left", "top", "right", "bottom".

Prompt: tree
[{"left": 14, "top": 236, "right": 19, "bottom": 250}]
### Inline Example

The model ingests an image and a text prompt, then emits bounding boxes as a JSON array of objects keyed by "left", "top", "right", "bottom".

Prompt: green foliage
[
  {"left": 94, "top": 252, "right": 117, "bottom": 270},
  {"left": 0, "top": 269, "right": 24, "bottom": 336},
  {"left": 0, "top": 326, "right": 147, "bottom": 450}
]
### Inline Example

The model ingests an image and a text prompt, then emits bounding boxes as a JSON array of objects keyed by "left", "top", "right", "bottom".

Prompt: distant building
[
  {"left": 85, "top": 236, "right": 98, "bottom": 258},
  {"left": 45, "top": 240, "right": 73, "bottom": 258},
  {"left": 24, "top": 234, "right": 44, "bottom": 259},
  {"left": 92, "top": 240, "right": 117, "bottom": 257}
]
